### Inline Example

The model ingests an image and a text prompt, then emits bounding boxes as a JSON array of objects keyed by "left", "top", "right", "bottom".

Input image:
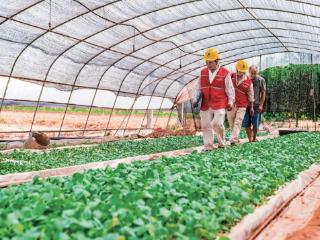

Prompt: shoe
[
  {"left": 252, "top": 139, "right": 258, "bottom": 142},
  {"left": 218, "top": 144, "right": 225, "bottom": 148}
]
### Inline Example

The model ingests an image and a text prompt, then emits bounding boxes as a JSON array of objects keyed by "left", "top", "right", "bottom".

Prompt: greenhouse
[{"left": 0, "top": 0, "right": 320, "bottom": 239}]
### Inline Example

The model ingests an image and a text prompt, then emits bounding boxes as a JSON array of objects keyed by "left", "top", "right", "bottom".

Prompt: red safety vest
[
  {"left": 200, "top": 67, "right": 229, "bottom": 111},
  {"left": 231, "top": 73, "right": 252, "bottom": 108}
]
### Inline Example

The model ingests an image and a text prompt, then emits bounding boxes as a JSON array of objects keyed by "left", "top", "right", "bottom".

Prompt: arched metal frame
[{"left": 1, "top": 0, "right": 320, "bottom": 139}]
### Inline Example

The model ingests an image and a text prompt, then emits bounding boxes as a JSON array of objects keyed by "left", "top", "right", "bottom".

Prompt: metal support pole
[
  {"left": 146, "top": 110, "right": 153, "bottom": 129},
  {"left": 259, "top": 55, "right": 262, "bottom": 71},
  {"left": 311, "top": 54, "right": 317, "bottom": 131}
]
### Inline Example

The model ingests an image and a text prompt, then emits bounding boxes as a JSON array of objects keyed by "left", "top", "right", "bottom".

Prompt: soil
[
  {"left": 270, "top": 119, "right": 320, "bottom": 131},
  {"left": 253, "top": 173, "right": 320, "bottom": 240},
  {"left": 0, "top": 110, "right": 184, "bottom": 140},
  {"left": 0, "top": 110, "right": 317, "bottom": 141},
  {"left": 144, "top": 128, "right": 196, "bottom": 138},
  {"left": 286, "top": 206, "right": 320, "bottom": 240}
]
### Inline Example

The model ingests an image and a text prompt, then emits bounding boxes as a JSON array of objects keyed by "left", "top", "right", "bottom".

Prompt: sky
[{"left": 0, "top": 77, "right": 173, "bottom": 109}]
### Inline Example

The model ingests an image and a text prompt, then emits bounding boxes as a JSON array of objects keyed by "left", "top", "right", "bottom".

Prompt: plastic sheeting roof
[{"left": 1, "top": 0, "right": 320, "bottom": 108}]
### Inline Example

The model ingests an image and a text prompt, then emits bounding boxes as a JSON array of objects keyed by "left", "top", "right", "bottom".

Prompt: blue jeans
[{"left": 242, "top": 105, "right": 261, "bottom": 129}]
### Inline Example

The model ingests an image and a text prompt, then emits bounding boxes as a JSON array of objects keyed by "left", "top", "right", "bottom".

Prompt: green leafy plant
[
  {"left": 0, "top": 133, "right": 319, "bottom": 239},
  {"left": 260, "top": 64, "right": 320, "bottom": 120},
  {"left": 0, "top": 131, "right": 266, "bottom": 175}
]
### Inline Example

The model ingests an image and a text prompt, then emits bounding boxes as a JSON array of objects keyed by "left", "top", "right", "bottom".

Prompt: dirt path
[
  {"left": 286, "top": 202, "right": 320, "bottom": 240},
  {"left": 253, "top": 172, "right": 320, "bottom": 240}
]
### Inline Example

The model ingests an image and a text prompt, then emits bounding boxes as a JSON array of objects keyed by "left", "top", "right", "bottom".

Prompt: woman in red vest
[
  {"left": 227, "top": 60, "right": 254, "bottom": 145},
  {"left": 193, "top": 48, "right": 235, "bottom": 150}
]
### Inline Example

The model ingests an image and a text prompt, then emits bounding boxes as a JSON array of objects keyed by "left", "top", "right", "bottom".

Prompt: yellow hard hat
[
  {"left": 203, "top": 48, "right": 220, "bottom": 61},
  {"left": 236, "top": 59, "right": 249, "bottom": 73}
]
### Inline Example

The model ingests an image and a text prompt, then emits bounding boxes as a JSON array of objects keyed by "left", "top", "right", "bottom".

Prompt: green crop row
[
  {"left": 0, "top": 130, "right": 266, "bottom": 175},
  {"left": 0, "top": 133, "right": 319, "bottom": 239}
]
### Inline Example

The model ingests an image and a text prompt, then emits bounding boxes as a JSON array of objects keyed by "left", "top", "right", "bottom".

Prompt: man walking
[
  {"left": 242, "top": 65, "right": 266, "bottom": 142},
  {"left": 227, "top": 60, "right": 254, "bottom": 145},
  {"left": 193, "top": 48, "right": 234, "bottom": 150}
]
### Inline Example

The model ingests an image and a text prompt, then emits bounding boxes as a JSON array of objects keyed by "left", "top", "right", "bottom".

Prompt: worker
[
  {"left": 242, "top": 65, "right": 266, "bottom": 142},
  {"left": 193, "top": 48, "right": 234, "bottom": 150},
  {"left": 227, "top": 60, "right": 254, "bottom": 145}
]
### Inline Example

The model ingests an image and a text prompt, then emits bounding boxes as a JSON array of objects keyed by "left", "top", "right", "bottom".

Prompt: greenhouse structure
[{"left": 0, "top": 0, "right": 320, "bottom": 239}]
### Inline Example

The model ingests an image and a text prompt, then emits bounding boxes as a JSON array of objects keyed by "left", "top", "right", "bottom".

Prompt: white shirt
[
  {"left": 235, "top": 74, "right": 246, "bottom": 86},
  {"left": 208, "top": 66, "right": 219, "bottom": 84},
  {"left": 194, "top": 66, "right": 235, "bottom": 105}
]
